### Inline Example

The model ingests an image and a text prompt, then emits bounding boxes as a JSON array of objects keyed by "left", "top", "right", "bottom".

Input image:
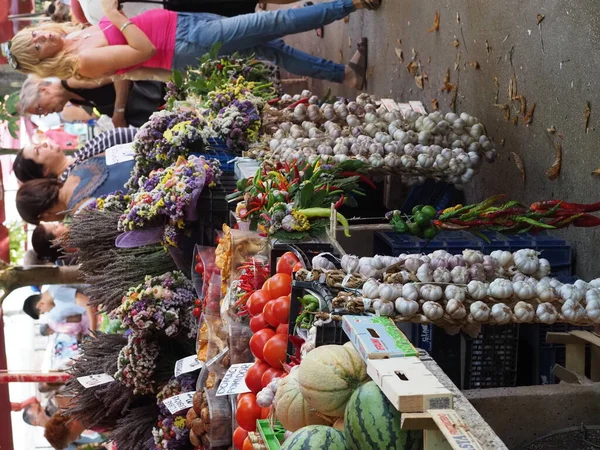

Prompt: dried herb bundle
[{"left": 111, "top": 403, "right": 158, "bottom": 450}]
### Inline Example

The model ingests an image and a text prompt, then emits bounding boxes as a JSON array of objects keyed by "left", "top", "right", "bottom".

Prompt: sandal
[
  {"left": 360, "top": 0, "right": 381, "bottom": 10},
  {"left": 303, "top": 2, "right": 324, "bottom": 38},
  {"left": 347, "top": 37, "right": 368, "bottom": 90}
]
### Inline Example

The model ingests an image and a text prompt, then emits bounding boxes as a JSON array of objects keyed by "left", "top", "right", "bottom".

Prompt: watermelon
[
  {"left": 280, "top": 425, "right": 347, "bottom": 450},
  {"left": 344, "top": 381, "right": 422, "bottom": 450}
]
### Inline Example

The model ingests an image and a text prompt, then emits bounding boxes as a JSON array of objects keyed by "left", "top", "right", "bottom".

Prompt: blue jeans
[{"left": 172, "top": 0, "right": 356, "bottom": 83}]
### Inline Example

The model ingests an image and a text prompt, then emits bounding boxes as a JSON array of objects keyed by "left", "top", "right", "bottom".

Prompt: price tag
[
  {"left": 105, "top": 143, "right": 136, "bottom": 165},
  {"left": 77, "top": 373, "right": 115, "bottom": 388},
  {"left": 380, "top": 98, "right": 399, "bottom": 112},
  {"left": 409, "top": 101, "right": 427, "bottom": 114},
  {"left": 215, "top": 363, "right": 253, "bottom": 396},
  {"left": 162, "top": 391, "right": 195, "bottom": 415},
  {"left": 174, "top": 355, "right": 204, "bottom": 377},
  {"left": 396, "top": 103, "right": 414, "bottom": 118}
]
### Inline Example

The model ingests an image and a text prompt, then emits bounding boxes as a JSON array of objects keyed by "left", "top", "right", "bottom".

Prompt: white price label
[
  {"left": 215, "top": 363, "right": 253, "bottom": 396},
  {"left": 174, "top": 355, "right": 204, "bottom": 377},
  {"left": 77, "top": 373, "right": 115, "bottom": 388},
  {"left": 409, "top": 101, "right": 427, "bottom": 114},
  {"left": 380, "top": 98, "right": 399, "bottom": 112},
  {"left": 162, "top": 392, "right": 195, "bottom": 415},
  {"left": 105, "top": 143, "right": 136, "bottom": 165}
]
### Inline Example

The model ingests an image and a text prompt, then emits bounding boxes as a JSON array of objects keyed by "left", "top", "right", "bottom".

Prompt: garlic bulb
[
  {"left": 446, "top": 299, "right": 467, "bottom": 319},
  {"left": 416, "top": 264, "right": 434, "bottom": 282},
  {"left": 585, "top": 299, "right": 600, "bottom": 323},
  {"left": 491, "top": 303, "right": 512, "bottom": 325},
  {"left": 513, "top": 249, "right": 540, "bottom": 275},
  {"left": 379, "top": 283, "right": 399, "bottom": 302},
  {"left": 373, "top": 300, "right": 395, "bottom": 317},
  {"left": 395, "top": 297, "right": 419, "bottom": 317},
  {"left": 535, "top": 258, "right": 551, "bottom": 279},
  {"left": 430, "top": 257, "right": 450, "bottom": 270},
  {"left": 448, "top": 255, "right": 466, "bottom": 269},
  {"left": 445, "top": 285, "right": 466, "bottom": 302},
  {"left": 470, "top": 301, "right": 491, "bottom": 322},
  {"left": 371, "top": 255, "right": 385, "bottom": 270},
  {"left": 420, "top": 284, "right": 443, "bottom": 302},
  {"left": 590, "top": 279, "right": 600, "bottom": 289},
  {"left": 359, "top": 264, "right": 378, "bottom": 278},
  {"left": 467, "top": 281, "right": 488, "bottom": 300},
  {"left": 433, "top": 267, "right": 452, "bottom": 283},
  {"left": 450, "top": 266, "right": 469, "bottom": 284},
  {"left": 536, "top": 303, "right": 558, "bottom": 324},
  {"left": 490, "top": 250, "right": 513, "bottom": 268},
  {"left": 489, "top": 279, "right": 513, "bottom": 299},
  {"left": 586, "top": 288, "right": 600, "bottom": 305},
  {"left": 462, "top": 249, "right": 484, "bottom": 265},
  {"left": 559, "top": 285, "right": 583, "bottom": 304},
  {"left": 535, "top": 283, "right": 556, "bottom": 302},
  {"left": 514, "top": 301, "right": 535, "bottom": 323},
  {"left": 468, "top": 263, "right": 486, "bottom": 282},
  {"left": 404, "top": 257, "right": 423, "bottom": 273},
  {"left": 431, "top": 249, "right": 452, "bottom": 260},
  {"left": 482, "top": 255, "right": 498, "bottom": 276},
  {"left": 561, "top": 301, "right": 585, "bottom": 322},
  {"left": 341, "top": 254, "right": 360, "bottom": 274},
  {"left": 362, "top": 279, "right": 380, "bottom": 299},
  {"left": 423, "top": 301, "right": 444, "bottom": 320},
  {"left": 512, "top": 281, "right": 536, "bottom": 300},
  {"left": 312, "top": 254, "right": 336, "bottom": 271},
  {"left": 402, "top": 283, "right": 420, "bottom": 302},
  {"left": 574, "top": 279, "right": 590, "bottom": 292}
]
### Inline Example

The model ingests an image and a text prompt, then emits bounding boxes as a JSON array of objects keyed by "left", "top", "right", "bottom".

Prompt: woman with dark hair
[
  {"left": 32, "top": 222, "right": 69, "bottom": 262},
  {"left": 13, "top": 128, "right": 138, "bottom": 183},
  {"left": 16, "top": 156, "right": 134, "bottom": 224}
]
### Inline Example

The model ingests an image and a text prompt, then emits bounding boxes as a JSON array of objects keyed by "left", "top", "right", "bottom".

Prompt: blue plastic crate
[
  {"left": 373, "top": 232, "right": 447, "bottom": 256},
  {"left": 401, "top": 180, "right": 463, "bottom": 214},
  {"left": 435, "top": 231, "right": 482, "bottom": 254},
  {"left": 202, "top": 148, "right": 236, "bottom": 172},
  {"left": 530, "top": 235, "right": 573, "bottom": 267}
]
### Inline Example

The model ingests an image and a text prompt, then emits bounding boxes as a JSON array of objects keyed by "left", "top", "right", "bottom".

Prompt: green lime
[
  {"left": 392, "top": 218, "right": 408, "bottom": 233},
  {"left": 421, "top": 205, "right": 437, "bottom": 219},
  {"left": 412, "top": 204, "right": 424, "bottom": 215},
  {"left": 414, "top": 212, "right": 431, "bottom": 228},
  {"left": 423, "top": 226, "right": 438, "bottom": 240},
  {"left": 407, "top": 221, "right": 421, "bottom": 236}
]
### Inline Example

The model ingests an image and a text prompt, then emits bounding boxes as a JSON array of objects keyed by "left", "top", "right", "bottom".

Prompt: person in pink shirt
[{"left": 7, "top": 0, "right": 381, "bottom": 90}]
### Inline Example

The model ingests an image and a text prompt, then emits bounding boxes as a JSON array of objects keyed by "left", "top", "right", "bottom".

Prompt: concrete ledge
[{"left": 464, "top": 384, "right": 600, "bottom": 449}]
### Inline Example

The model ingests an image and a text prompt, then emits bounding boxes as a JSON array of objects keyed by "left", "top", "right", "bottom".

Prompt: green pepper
[
  {"left": 412, "top": 204, "right": 424, "bottom": 215},
  {"left": 414, "top": 212, "right": 431, "bottom": 228},
  {"left": 297, "top": 207, "right": 352, "bottom": 237}
]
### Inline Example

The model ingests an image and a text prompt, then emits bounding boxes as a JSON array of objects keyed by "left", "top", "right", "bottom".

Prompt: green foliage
[
  {"left": 0, "top": 92, "right": 20, "bottom": 139},
  {"left": 7, "top": 220, "right": 26, "bottom": 264}
]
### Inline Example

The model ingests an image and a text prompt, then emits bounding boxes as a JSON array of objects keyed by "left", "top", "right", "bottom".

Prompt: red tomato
[
  {"left": 237, "top": 393, "right": 253, "bottom": 404},
  {"left": 292, "top": 261, "right": 304, "bottom": 272},
  {"left": 233, "top": 427, "right": 249, "bottom": 450},
  {"left": 276, "top": 251, "right": 300, "bottom": 275},
  {"left": 264, "top": 273, "right": 292, "bottom": 299},
  {"left": 249, "top": 314, "right": 269, "bottom": 333},
  {"left": 276, "top": 323, "right": 289, "bottom": 335},
  {"left": 247, "top": 289, "right": 271, "bottom": 316},
  {"left": 236, "top": 394, "right": 262, "bottom": 432},
  {"left": 271, "top": 295, "right": 291, "bottom": 325},
  {"left": 194, "top": 261, "right": 204, "bottom": 274},
  {"left": 260, "top": 406, "right": 271, "bottom": 419},
  {"left": 262, "top": 334, "right": 288, "bottom": 369},
  {"left": 242, "top": 437, "right": 253, "bottom": 450},
  {"left": 249, "top": 328, "right": 275, "bottom": 361},
  {"left": 263, "top": 301, "right": 279, "bottom": 328},
  {"left": 261, "top": 367, "right": 284, "bottom": 389},
  {"left": 245, "top": 360, "right": 270, "bottom": 393}
]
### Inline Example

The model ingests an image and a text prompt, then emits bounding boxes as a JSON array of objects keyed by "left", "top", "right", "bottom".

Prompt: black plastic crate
[
  {"left": 316, "top": 320, "right": 349, "bottom": 347},
  {"left": 464, "top": 325, "right": 520, "bottom": 389}
]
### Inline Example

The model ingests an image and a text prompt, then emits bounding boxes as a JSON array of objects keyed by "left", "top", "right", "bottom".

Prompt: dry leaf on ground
[
  {"left": 511, "top": 152, "right": 526, "bottom": 184},
  {"left": 407, "top": 61, "right": 419, "bottom": 76},
  {"left": 431, "top": 98, "right": 439, "bottom": 110},
  {"left": 395, "top": 48, "right": 404, "bottom": 62},
  {"left": 536, "top": 14, "right": 545, "bottom": 25},
  {"left": 494, "top": 104, "right": 510, "bottom": 121},
  {"left": 415, "top": 75, "right": 424, "bottom": 89},
  {"left": 585, "top": 102, "right": 591, "bottom": 133},
  {"left": 428, "top": 11, "right": 440, "bottom": 32},
  {"left": 523, "top": 103, "right": 536, "bottom": 125},
  {"left": 546, "top": 144, "right": 562, "bottom": 181},
  {"left": 592, "top": 168, "right": 600, "bottom": 176},
  {"left": 453, "top": 39, "right": 460, "bottom": 48},
  {"left": 513, "top": 95, "right": 527, "bottom": 116},
  {"left": 470, "top": 61, "right": 481, "bottom": 70}
]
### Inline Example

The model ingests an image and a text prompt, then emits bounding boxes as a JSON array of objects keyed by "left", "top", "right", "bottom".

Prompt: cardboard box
[
  {"left": 342, "top": 315, "right": 418, "bottom": 362},
  {"left": 367, "top": 357, "right": 453, "bottom": 412}
]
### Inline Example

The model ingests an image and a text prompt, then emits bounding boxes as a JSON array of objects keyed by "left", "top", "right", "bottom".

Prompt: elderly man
[{"left": 19, "top": 76, "right": 165, "bottom": 127}]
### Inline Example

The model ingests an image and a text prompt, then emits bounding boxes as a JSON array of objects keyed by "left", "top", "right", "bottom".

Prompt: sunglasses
[{"left": 1, "top": 40, "right": 19, "bottom": 70}]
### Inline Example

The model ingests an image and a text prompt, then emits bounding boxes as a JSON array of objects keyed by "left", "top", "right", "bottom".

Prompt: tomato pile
[{"left": 233, "top": 252, "right": 302, "bottom": 448}]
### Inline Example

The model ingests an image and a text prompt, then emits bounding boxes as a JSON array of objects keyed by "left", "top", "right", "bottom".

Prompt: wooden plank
[
  {"left": 565, "top": 343, "right": 586, "bottom": 375},
  {"left": 545, "top": 332, "right": 585, "bottom": 345},
  {"left": 429, "top": 409, "right": 485, "bottom": 450},
  {"left": 570, "top": 330, "right": 600, "bottom": 348},
  {"left": 551, "top": 364, "right": 593, "bottom": 385},
  {"left": 424, "top": 430, "right": 453, "bottom": 450},
  {"left": 401, "top": 412, "right": 438, "bottom": 430}
]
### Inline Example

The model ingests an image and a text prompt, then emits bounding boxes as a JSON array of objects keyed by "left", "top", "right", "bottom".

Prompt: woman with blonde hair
[{"left": 6, "top": 0, "right": 381, "bottom": 89}]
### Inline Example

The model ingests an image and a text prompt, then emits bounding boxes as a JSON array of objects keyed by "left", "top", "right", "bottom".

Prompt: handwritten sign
[
  {"left": 215, "top": 363, "right": 253, "bottom": 396},
  {"left": 174, "top": 355, "right": 204, "bottom": 377},
  {"left": 77, "top": 373, "right": 115, "bottom": 388},
  {"left": 105, "top": 143, "right": 136, "bottom": 165},
  {"left": 163, "top": 392, "right": 195, "bottom": 415}
]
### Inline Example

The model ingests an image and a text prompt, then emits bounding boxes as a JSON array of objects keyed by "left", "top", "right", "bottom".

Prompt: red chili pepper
[
  {"left": 531, "top": 200, "right": 600, "bottom": 212},
  {"left": 288, "top": 335, "right": 305, "bottom": 363},
  {"left": 433, "top": 220, "right": 468, "bottom": 230},
  {"left": 449, "top": 218, "right": 496, "bottom": 227},
  {"left": 293, "top": 165, "right": 300, "bottom": 181},
  {"left": 268, "top": 97, "right": 281, "bottom": 105},
  {"left": 334, "top": 194, "right": 345, "bottom": 209},
  {"left": 482, "top": 207, "right": 527, "bottom": 219},
  {"left": 287, "top": 97, "right": 310, "bottom": 109},
  {"left": 573, "top": 214, "right": 600, "bottom": 227},
  {"left": 340, "top": 172, "right": 377, "bottom": 190}
]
